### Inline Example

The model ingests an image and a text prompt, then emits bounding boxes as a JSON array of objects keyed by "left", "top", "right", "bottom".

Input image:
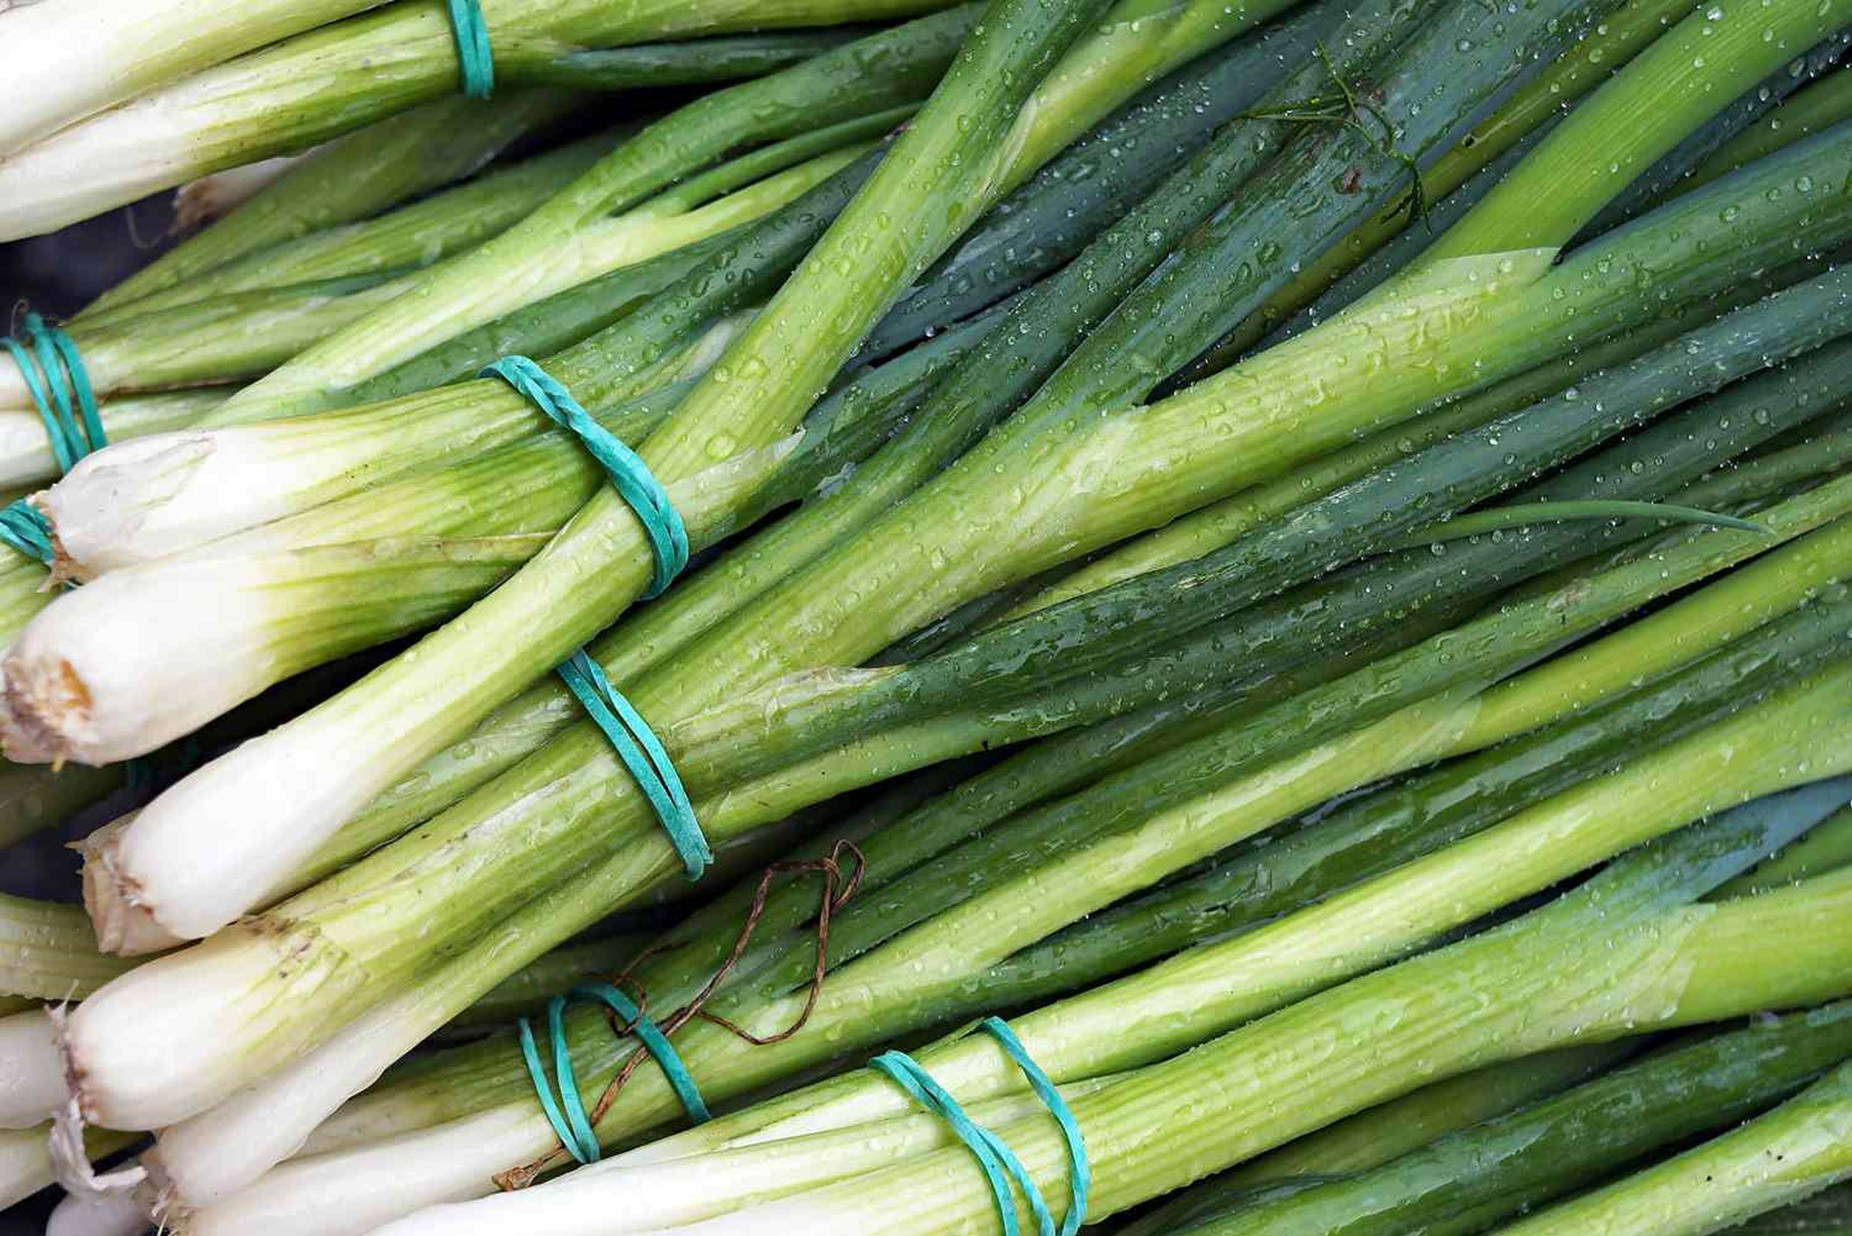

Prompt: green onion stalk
[
  {"left": 674, "top": 779, "right": 1852, "bottom": 1236},
  {"left": 966, "top": 592, "right": 1852, "bottom": 1019},
  {"left": 1497, "top": 1050, "right": 1852, "bottom": 1236},
  {"left": 79, "top": 415, "right": 1758, "bottom": 1211},
  {"left": 222, "top": 0, "right": 1284, "bottom": 423},
  {"left": 10, "top": 0, "right": 1400, "bottom": 793},
  {"left": 364, "top": 755, "right": 1852, "bottom": 1235},
  {"left": 21, "top": 0, "right": 1370, "bottom": 811},
  {"left": 170, "top": 491, "right": 1852, "bottom": 1214},
  {"left": 1717, "top": 804, "right": 1852, "bottom": 898},
  {"left": 139, "top": 763, "right": 976, "bottom": 1213},
  {"left": 153, "top": 480, "right": 1851, "bottom": 1231},
  {"left": 70, "top": 191, "right": 1835, "bottom": 939},
  {"left": 10, "top": 276, "right": 1013, "bottom": 775},
  {"left": 340, "top": 4, "right": 1349, "bottom": 416},
  {"left": 0, "top": 127, "right": 875, "bottom": 415},
  {"left": 1572, "top": 38, "right": 1852, "bottom": 243},
  {"left": 125, "top": 97, "right": 1850, "bottom": 1014},
  {"left": 3, "top": 299, "right": 982, "bottom": 777},
  {"left": 0, "top": 0, "right": 971, "bottom": 240},
  {"left": 1198, "top": 1045, "right": 1643, "bottom": 1191},
  {"left": 453, "top": 516, "right": 1852, "bottom": 1206},
  {"left": 0, "top": 0, "right": 395, "bottom": 156},
  {"left": 373, "top": 496, "right": 1844, "bottom": 1156},
  {"left": 10, "top": 5, "right": 1298, "bottom": 604},
  {"left": 39, "top": 0, "right": 1283, "bottom": 928},
  {"left": 83, "top": 91, "right": 582, "bottom": 318},
  {"left": 1724, "top": 1183, "right": 1852, "bottom": 1233},
  {"left": 0, "top": 318, "right": 731, "bottom": 767},
  {"left": 70, "top": 133, "right": 617, "bottom": 328},
  {"left": 1147, "top": 997, "right": 1852, "bottom": 1235},
  {"left": 855, "top": 0, "right": 1347, "bottom": 359},
  {"left": 34, "top": 0, "right": 1314, "bottom": 579},
  {"left": 260, "top": 561, "right": 1851, "bottom": 1215},
  {"left": 71, "top": 299, "right": 1002, "bottom": 936},
  {"left": 1678, "top": 65, "right": 1852, "bottom": 197},
  {"left": 209, "top": 5, "right": 988, "bottom": 419},
  {"left": 36, "top": 241, "right": 1852, "bottom": 1045},
  {"left": 1000, "top": 257, "right": 1833, "bottom": 619},
  {"left": 50, "top": 0, "right": 1659, "bottom": 937},
  {"left": 1165, "top": 0, "right": 1707, "bottom": 378},
  {"left": 50, "top": 94, "right": 1852, "bottom": 1141},
  {"left": 33, "top": 143, "right": 886, "bottom": 582}
]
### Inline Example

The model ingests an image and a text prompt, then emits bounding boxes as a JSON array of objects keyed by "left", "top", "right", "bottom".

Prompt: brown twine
[{"left": 497, "top": 839, "right": 866, "bottom": 1189}]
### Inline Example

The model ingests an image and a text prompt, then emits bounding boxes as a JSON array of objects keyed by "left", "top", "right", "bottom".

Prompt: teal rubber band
[
  {"left": 443, "top": 0, "right": 495, "bottom": 99},
  {"left": 871, "top": 1050, "right": 1057, "bottom": 1236},
  {"left": 557, "top": 650, "right": 711, "bottom": 880},
  {"left": 519, "top": 981, "right": 711, "bottom": 1165},
  {"left": 0, "top": 500, "right": 54, "bottom": 566},
  {"left": 481, "top": 355, "right": 687, "bottom": 597},
  {"left": 979, "top": 1017, "right": 1090, "bottom": 1236},
  {"left": 3, "top": 312, "right": 105, "bottom": 476}
]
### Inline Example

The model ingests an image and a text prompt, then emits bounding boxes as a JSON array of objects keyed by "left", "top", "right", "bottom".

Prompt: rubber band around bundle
[
  {"left": 443, "top": 0, "right": 496, "bottom": 99},
  {"left": 0, "top": 314, "right": 102, "bottom": 566},
  {"left": 869, "top": 1017, "right": 1088, "bottom": 1236},
  {"left": 479, "top": 355, "right": 687, "bottom": 598},
  {"left": 0, "top": 501, "right": 54, "bottom": 566},
  {"left": 519, "top": 982, "right": 711, "bottom": 1165},
  {"left": 510, "top": 842, "right": 865, "bottom": 1180},
  {"left": 3, "top": 312, "right": 105, "bottom": 476},
  {"left": 557, "top": 649, "right": 710, "bottom": 880}
]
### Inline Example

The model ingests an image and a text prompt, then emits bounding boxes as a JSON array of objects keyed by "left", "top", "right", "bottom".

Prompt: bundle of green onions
[{"left": 0, "top": 0, "right": 1848, "bottom": 1231}]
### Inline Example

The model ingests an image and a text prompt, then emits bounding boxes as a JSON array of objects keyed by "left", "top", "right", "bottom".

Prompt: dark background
[{"left": 2, "top": 194, "right": 181, "bottom": 322}]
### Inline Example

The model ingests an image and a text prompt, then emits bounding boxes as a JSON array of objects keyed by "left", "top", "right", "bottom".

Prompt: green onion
[
  {"left": 0, "top": 895, "right": 133, "bottom": 1003},
  {"left": 54, "top": 125, "right": 1852, "bottom": 1160},
  {"left": 71, "top": 133, "right": 614, "bottom": 327},
  {"left": 62, "top": 0, "right": 1268, "bottom": 952},
  {"left": 6, "top": 132, "right": 867, "bottom": 417},
  {"left": 1680, "top": 66, "right": 1852, "bottom": 196},
  {"left": 161, "top": 474, "right": 1852, "bottom": 1231},
  {"left": 0, "top": 1007, "right": 69, "bottom": 1129},
  {"left": 15, "top": 282, "right": 1010, "bottom": 772},
  {"left": 1497, "top": 1050, "right": 1852, "bottom": 1236},
  {"left": 545, "top": 509, "right": 1852, "bottom": 1190},
  {"left": 362, "top": 769, "right": 1852, "bottom": 1234},
  {"left": 1171, "top": 0, "right": 1704, "bottom": 372},
  {"left": 0, "top": 0, "right": 397, "bottom": 156},
  {"left": 75, "top": 0, "right": 1785, "bottom": 966},
  {"left": 1164, "top": 999, "right": 1852, "bottom": 1235},
  {"left": 1206, "top": 1045, "right": 1641, "bottom": 1190},
  {"left": 1716, "top": 805, "right": 1852, "bottom": 898},
  {"left": 216, "top": 6, "right": 987, "bottom": 419},
  {"left": 0, "top": 0, "right": 963, "bottom": 239},
  {"left": 81, "top": 90, "right": 581, "bottom": 317}
]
